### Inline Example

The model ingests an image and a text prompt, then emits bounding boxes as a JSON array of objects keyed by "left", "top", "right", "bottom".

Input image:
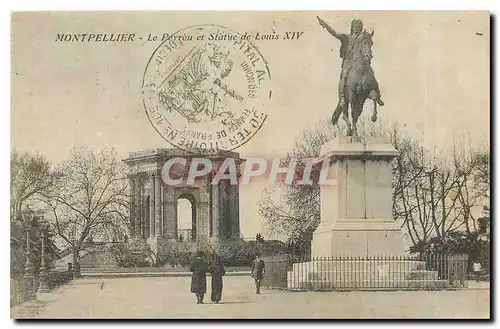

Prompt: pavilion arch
[{"left": 123, "top": 148, "right": 244, "bottom": 256}]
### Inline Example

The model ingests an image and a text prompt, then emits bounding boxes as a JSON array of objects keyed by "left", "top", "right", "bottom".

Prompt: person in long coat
[
  {"left": 189, "top": 252, "right": 209, "bottom": 304},
  {"left": 209, "top": 254, "right": 226, "bottom": 303}
]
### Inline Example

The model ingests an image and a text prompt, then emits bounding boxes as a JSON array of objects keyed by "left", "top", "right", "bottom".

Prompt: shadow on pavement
[{"left": 209, "top": 300, "right": 256, "bottom": 304}]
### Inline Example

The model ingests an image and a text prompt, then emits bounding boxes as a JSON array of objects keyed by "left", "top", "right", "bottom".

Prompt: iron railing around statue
[{"left": 261, "top": 253, "right": 468, "bottom": 291}]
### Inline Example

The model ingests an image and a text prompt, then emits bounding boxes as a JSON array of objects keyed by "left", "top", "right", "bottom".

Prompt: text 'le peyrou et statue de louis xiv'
[{"left": 317, "top": 16, "right": 385, "bottom": 137}]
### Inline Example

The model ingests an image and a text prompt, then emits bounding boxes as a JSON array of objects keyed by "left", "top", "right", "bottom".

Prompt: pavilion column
[
  {"left": 211, "top": 184, "right": 220, "bottom": 238},
  {"left": 149, "top": 173, "right": 156, "bottom": 237},
  {"left": 197, "top": 201, "right": 210, "bottom": 241},
  {"left": 164, "top": 201, "right": 177, "bottom": 239},
  {"left": 134, "top": 176, "right": 142, "bottom": 237},
  {"left": 154, "top": 173, "right": 162, "bottom": 236},
  {"left": 231, "top": 184, "right": 240, "bottom": 238},
  {"left": 128, "top": 175, "right": 136, "bottom": 236}
]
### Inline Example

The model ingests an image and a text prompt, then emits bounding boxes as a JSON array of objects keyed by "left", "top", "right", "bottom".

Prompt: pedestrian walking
[
  {"left": 473, "top": 262, "right": 482, "bottom": 283},
  {"left": 251, "top": 254, "right": 265, "bottom": 294},
  {"left": 209, "top": 254, "right": 226, "bottom": 304},
  {"left": 189, "top": 251, "right": 209, "bottom": 304}
]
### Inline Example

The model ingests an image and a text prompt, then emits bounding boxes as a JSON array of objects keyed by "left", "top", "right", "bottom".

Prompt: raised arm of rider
[{"left": 323, "top": 22, "right": 346, "bottom": 41}]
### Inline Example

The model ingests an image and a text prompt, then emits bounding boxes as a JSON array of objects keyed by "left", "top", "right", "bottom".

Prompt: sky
[{"left": 11, "top": 11, "right": 490, "bottom": 239}]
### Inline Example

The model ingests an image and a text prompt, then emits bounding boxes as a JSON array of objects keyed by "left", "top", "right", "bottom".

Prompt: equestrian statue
[{"left": 317, "top": 16, "right": 384, "bottom": 137}]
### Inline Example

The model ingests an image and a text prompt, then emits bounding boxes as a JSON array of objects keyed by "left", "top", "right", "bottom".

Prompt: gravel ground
[{"left": 12, "top": 276, "right": 490, "bottom": 319}]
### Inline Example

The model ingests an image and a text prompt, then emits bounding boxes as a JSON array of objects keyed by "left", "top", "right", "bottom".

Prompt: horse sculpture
[{"left": 319, "top": 17, "right": 385, "bottom": 137}]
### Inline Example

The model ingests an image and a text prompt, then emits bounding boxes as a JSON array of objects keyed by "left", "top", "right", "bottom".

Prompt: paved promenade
[{"left": 12, "top": 277, "right": 490, "bottom": 319}]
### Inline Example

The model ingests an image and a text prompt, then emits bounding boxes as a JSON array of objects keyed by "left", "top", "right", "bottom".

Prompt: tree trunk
[{"left": 72, "top": 247, "right": 81, "bottom": 278}]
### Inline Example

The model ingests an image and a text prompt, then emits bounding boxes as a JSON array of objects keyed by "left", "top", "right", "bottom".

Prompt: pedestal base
[
  {"left": 36, "top": 274, "right": 50, "bottom": 295},
  {"left": 311, "top": 219, "right": 405, "bottom": 257},
  {"left": 23, "top": 275, "right": 36, "bottom": 299}
]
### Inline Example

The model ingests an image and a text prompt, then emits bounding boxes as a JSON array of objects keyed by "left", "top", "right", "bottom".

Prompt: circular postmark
[{"left": 142, "top": 24, "right": 272, "bottom": 153}]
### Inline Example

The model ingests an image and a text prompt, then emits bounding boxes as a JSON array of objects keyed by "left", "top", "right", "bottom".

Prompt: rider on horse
[{"left": 318, "top": 17, "right": 384, "bottom": 126}]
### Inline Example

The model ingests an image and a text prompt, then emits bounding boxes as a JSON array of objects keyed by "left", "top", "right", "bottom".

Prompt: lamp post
[
  {"left": 21, "top": 207, "right": 35, "bottom": 298},
  {"left": 37, "top": 216, "right": 50, "bottom": 294}
]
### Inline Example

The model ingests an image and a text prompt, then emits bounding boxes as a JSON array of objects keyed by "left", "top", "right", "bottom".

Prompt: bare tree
[
  {"left": 391, "top": 128, "right": 432, "bottom": 251},
  {"left": 451, "top": 142, "right": 490, "bottom": 236},
  {"left": 258, "top": 121, "right": 337, "bottom": 253},
  {"left": 260, "top": 120, "right": 490, "bottom": 257},
  {"left": 10, "top": 151, "right": 60, "bottom": 278},
  {"left": 391, "top": 127, "right": 475, "bottom": 253},
  {"left": 10, "top": 150, "right": 59, "bottom": 220},
  {"left": 38, "top": 147, "right": 129, "bottom": 272}
]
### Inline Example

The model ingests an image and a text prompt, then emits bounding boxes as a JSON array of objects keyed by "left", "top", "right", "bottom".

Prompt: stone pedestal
[
  {"left": 311, "top": 136, "right": 405, "bottom": 257},
  {"left": 287, "top": 137, "right": 448, "bottom": 291}
]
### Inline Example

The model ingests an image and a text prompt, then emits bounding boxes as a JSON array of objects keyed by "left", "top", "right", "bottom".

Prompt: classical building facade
[{"left": 123, "top": 149, "right": 243, "bottom": 255}]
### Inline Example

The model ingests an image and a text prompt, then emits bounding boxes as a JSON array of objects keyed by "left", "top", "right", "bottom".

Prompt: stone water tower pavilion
[{"left": 123, "top": 149, "right": 244, "bottom": 255}]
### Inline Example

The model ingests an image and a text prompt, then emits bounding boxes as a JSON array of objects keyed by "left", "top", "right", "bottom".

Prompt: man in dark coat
[
  {"left": 189, "top": 252, "right": 209, "bottom": 304},
  {"left": 251, "top": 254, "right": 265, "bottom": 294},
  {"left": 209, "top": 254, "right": 226, "bottom": 303}
]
